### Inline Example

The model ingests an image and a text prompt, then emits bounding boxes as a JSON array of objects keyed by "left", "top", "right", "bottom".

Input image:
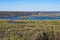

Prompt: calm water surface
[{"left": 0, "top": 16, "right": 60, "bottom": 20}]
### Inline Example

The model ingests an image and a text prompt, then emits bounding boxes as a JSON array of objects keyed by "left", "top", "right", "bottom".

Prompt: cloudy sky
[{"left": 0, "top": 0, "right": 60, "bottom": 11}]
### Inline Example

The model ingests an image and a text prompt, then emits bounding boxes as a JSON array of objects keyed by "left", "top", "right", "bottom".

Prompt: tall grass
[{"left": 0, "top": 20, "right": 60, "bottom": 40}]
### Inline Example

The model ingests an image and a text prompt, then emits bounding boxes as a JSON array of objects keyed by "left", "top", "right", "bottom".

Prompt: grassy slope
[{"left": 0, "top": 20, "right": 60, "bottom": 40}]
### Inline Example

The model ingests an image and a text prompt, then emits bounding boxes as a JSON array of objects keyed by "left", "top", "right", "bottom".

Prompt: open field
[{"left": 0, "top": 20, "right": 60, "bottom": 40}]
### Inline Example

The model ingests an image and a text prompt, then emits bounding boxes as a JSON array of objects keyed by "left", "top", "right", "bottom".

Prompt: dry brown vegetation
[{"left": 0, "top": 20, "right": 60, "bottom": 40}]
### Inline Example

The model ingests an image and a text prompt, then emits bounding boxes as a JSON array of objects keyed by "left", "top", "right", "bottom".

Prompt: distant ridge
[{"left": 0, "top": 11, "right": 60, "bottom": 17}]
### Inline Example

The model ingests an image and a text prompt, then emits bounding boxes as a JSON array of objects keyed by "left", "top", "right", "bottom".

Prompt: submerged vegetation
[{"left": 0, "top": 20, "right": 60, "bottom": 40}]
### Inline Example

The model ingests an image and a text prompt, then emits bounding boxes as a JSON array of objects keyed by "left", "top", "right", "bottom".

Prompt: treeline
[
  {"left": 0, "top": 11, "right": 39, "bottom": 17},
  {"left": 0, "top": 11, "right": 60, "bottom": 17}
]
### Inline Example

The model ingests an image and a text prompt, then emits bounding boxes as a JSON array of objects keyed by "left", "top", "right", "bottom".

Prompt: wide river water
[{"left": 0, "top": 16, "right": 60, "bottom": 20}]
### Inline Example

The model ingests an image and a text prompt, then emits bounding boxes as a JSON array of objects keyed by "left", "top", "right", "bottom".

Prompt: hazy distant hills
[{"left": 0, "top": 11, "right": 60, "bottom": 17}]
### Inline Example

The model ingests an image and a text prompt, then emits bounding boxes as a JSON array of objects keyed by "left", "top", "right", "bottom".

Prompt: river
[{"left": 0, "top": 16, "right": 60, "bottom": 20}]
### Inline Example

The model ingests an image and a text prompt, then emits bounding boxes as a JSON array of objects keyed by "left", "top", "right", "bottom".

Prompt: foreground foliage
[{"left": 0, "top": 20, "right": 60, "bottom": 40}]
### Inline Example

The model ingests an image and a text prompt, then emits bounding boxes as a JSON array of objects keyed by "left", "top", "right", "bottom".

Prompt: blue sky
[{"left": 0, "top": 0, "right": 60, "bottom": 11}]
